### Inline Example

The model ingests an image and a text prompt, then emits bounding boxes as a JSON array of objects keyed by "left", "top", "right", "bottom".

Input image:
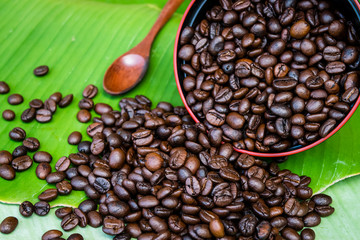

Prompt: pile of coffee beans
[
  {"left": 0, "top": 80, "right": 73, "bottom": 123},
  {"left": 178, "top": 0, "right": 360, "bottom": 152},
  {"left": 2, "top": 95, "right": 333, "bottom": 239},
  {"left": 21, "top": 92, "right": 73, "bottom": 123},
  {"left": 0, "top": 127, "right": 45, "bottom": 180},
  {"left": 76, "top": 84, "right": 98, "bottom": 123}
]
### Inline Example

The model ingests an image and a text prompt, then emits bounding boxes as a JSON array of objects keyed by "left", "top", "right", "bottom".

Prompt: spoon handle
[{"left": 141, "top": 0, "right": 185, "bottom": 50}]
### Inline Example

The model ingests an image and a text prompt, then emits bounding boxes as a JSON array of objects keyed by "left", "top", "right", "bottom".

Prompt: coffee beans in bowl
[{"left": 175, "top": 0, "right": 360, "bottom": 156}]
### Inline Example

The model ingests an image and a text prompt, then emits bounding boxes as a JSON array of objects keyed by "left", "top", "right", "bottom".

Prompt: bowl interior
[{"left": 175, "top": 0, "right": 360, "bottom": 156}]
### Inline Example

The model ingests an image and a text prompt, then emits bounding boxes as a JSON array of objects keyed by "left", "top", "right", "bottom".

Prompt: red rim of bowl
[{"left": 174, "top": 0, "right": 360, "bottom": 157}]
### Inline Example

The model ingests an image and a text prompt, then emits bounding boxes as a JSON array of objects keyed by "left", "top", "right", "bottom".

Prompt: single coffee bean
[
  {"left": 36, "top": 162, "right": 52, "bottom": 180},
  {"left": 56, "top": 180, "right": 73, "bottom": 195},
  {"left": 44, "top": 99, "right": 57, "bottom": 113},
  {"left": 303, "top": 212, "right": 321, "bottom": 227},
  {"left": 67, "top": 233, "right": 84, "bottom": 240},
  {"left": 34, "top": 65, "right": 49, "bottom": 76},
  {"left": 12, "top": 145, "right": 27, "bottom": 158},
  {"left": 68, "top": 131, "right": 82, "bottom": 145},
  {"left": 77, "top": 109, "right": 91, "bottom": 123},
  {"left": 9, "top": 127, "right": 26, "bottom": 141},
  {"left": 0, "top": 81, "right": 10, "bottom": 94},
  {"left": 23, "top": 137, "right": 40, "bottom": 151},
  {"left": 0, "top": 164, "right": 15, "bottom": 180},
  {"left": 301, "top": 228, "right": 315, "bottom": 240},
  {"left": 83, "top": 84, "right": 98, "bottom": 99},
  {"left": 61, "top": 213, "right": 79, "bottom": 231},
  {"left": 50, "top": 92, "right": 62, "bottom": 103},
  {"left": 21, "top": 108, "right": 36, "bottom": 122},
  {"left": 55, "top": 157, "right": 71, "bottom": 172},
  {"left": 0, "top": 151, "right": 12, "bottom": 165},
  {"left": 55, "top": 207, "right": 73, "bottom": 219},
  {"left": 8, "top": 94, "right": 23, "bottom": 105},
  {"left": 58, "top": 94, "right": 73, "bottom": 108},
  {"left": 34, "top": 201, "right": 50, "bottom": 216},
  {"left": 33, "top": 151, "right": 52, "bottom": 163},
  {"left": 0, "top": 216, "right": 18, "bottom": 234},
  {"left": 102, "top": 216, "right": 125, "bottom": 235},
  {"left": 78, "top": 98, "right": 94, "bottom": 110},
  {"left": 36, "top": 109, "right": 52, "bottom": 123},
  {"left": 2, "top": 110, "right": 15, "bottom": 121},
  {"left": 42, "top": 229, "right": 63, "bottom": 240},
  {"left": 46, "top": 171, "right": 66, "bottom": 184},
  {"left": 19, "top": 201, "right": 34, "bottom": 217},
  {"left": 29, "top": 99, "right": 44, "bottom": 109},
  {"left": 12, "top": 155, "right": 33, "bottom": 171},
  {"left": 38, "top": 188, "right": 58, "bottom": 202}
]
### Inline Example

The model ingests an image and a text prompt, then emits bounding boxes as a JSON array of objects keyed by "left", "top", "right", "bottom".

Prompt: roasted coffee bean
[
  {"left": 0, "top": 81, "right": 10, "bottom": 94},
  {"left": 2, "top": 110, "right": 15, "bottom": 121},
  {"left": 0, "top": 164, "right": 15, "bottom": 180},
  {"left": 44, "top": 99, "right": 57, "bottom": 113},
  {"left": 61, "top": 213, "right": 79, "bottom": 231},
  {"left": 21, "top": 108, "right": 36, "bottom": 122},
  {"left": 9, "top": 127, "right": 26, "bottom": 141},
  {"left": 36, "top": 109, "right": 52, "bottom": 123},
  {"left": 38, "top": 188, "right": 58, "bottom": 202},
  {"left": 29, "top": 99, "right": 44, "bottom": 109},
  {"left": 8, "top": 94, "right": 23, "bottom": 105},
  {"left": 12, "top": 145, "right": 27, "bottom": 158},
  {"left": 102, "top": 216, "right": 125, "bottom": 235},
  {"left": 0, "top": 216, "right": 18, "bottom": 234},
  {"left": 23, "top": 137, "right": 40, "bottom": 151},
  {"left": 68, "top": 131, "right": 82, "bottom": 145},
  {"left": 56, "top": 180, "right": 72, "bottom": 195},
  {"left": 34, "top": 201, "right": 50, "bottom": 216},
  {"left": 34, "top": 151, "right": 52, "bottom": 163},
  {"left": 301, "top": 228, "right": 316, "bottom": 240},
  {"left": 79, "top": 98, "right": 94, "bottom": 110},
  {"left": 19, "top": 201, "right": 34, "bottom": 217},
  {"left": 47, "top": 171, "right": 66, "bottom": 184},
  {"left": 42, "top": 229, "right": 63, "bottom": 240},
  {"left": 59, "top": 94, "right": 73, "bottom": 108},
  {"left": 83, "top": 84, "right": 98, "bottom": 99},
  {"left": 36, "top": 162, "right": 52, "bottom": 180},
  {"left": 12, "top": 155, "right": 33, "bottom": 171},
  {"left": 34, "top": 65, "right": 49, "bottom": 76},
  {"left": 77, "top": 109, "right": 91, "bottom": 123},
  {"left": 0, "top": 151, "right": 12, "bottom": 165},
  {"left": 67, "top": 233, "right": 84, "bottom": 240},
  {"left": 55, "top": 207, "right": 73, "bottom": 219}
]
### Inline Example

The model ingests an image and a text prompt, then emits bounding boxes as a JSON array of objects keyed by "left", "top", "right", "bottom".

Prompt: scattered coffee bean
[
  {"left": 21, "top": 108, "right": 36, "bottom": 123},
  {"left": 19, "top": 201, "right": 34, "bottom": 217},
  {"left": 0, "top": 216, "right": 18, "bottom": 234},
  {"left": 29, "top": 99, "right": 44, "bottom": 109},
  {"left": 23, "top": 137, "right": 40, "bottom": 151},
  {"left": 42, "top": 229, "right": 63, "bottom": 240},
  {"left": 0, "top": 81, "right": 10, "bottom": 94},
  {"left": 34, "top": 151, "right": 52, "bottom": 163},
  {"left": 0, "top": 164, "right": 15, "bottom": 180},
  {"left": 59, "top": 94, "right": 73, "bottom": 108},
  {"left": 34, "top": 65, "right": 49, "bottom": 76},
  {"left": 2, "top": 110, "right": 15, "bottom": 121},
  {"left": 0, "top": 150, "right": 12, "bottom": 165},
  {"left": 36, "top": 109, "right": 52, "bottom": 123},
  {"left": 83, "top": 84, "right": 98, "bottom": 99},
  {"left": 68, "top": 131, "right": 82, "bottom": 145},
  {"left": 77, "top": 109, "right": 91, "bottom": 123},
  {"left": 8, "top": 94, "right": 23, "bottom": 105},
  {"left": 34, "top": 201, "right": 50, "bottom": 216},
  {"left": 9, "top": 127, "right": 26, "bottom": 141}
]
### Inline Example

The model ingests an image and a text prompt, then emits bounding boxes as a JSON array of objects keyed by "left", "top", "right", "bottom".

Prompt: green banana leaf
[{"left": 0, "top": 0, "right": 359, "bottom": 239}]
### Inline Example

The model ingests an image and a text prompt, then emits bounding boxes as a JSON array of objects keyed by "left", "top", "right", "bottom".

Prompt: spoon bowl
[{"left": 104, "top": 0, "right": 185, "bottom": 95}]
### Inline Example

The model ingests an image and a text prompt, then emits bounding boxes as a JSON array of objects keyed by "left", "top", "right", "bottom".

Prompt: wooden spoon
[{"left": 103, "top": 0, "right": 185, "bottom": 95}]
